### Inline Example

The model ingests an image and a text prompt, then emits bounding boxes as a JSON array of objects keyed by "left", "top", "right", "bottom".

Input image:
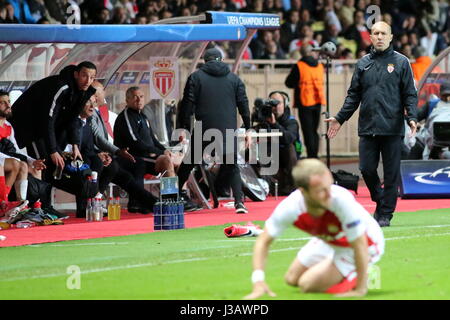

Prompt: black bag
[
  {"left": 27, "top": 175, "right": 53, "bottom": 207},
  {"left": 332, "top": 170, "right": 359, "bottom": 194}
]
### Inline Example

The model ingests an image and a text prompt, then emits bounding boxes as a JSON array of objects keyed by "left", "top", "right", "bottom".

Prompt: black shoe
[
  {"left": 235, "top": 202, "right": 248, "bottom": 214},
  {"left": 128, "top": 206, "right": 151, "bottom": 214},
  {"left": 180, "top": 191, "right": 202, "bottom": 212},
  {"left": 183, "top": 199, "right": 202, "bottom": 212},
  {"left": 377, "top": 216, "right": 391, "bottom": 227},
  {"left": 44, "top": 206, "right": 70, "bottom": 220}
]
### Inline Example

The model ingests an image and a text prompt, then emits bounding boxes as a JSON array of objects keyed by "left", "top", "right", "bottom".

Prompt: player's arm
[
  {"left": 243, "top": 228, "right": 277, "bottom": 300},
  {"left": 337, "top": 234, "right": 369, "bottom": 297}
]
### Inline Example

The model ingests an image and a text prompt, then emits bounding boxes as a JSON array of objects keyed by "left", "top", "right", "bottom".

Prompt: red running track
[{"left": 1, "top": 187, "right": 449, "bottom": 247}]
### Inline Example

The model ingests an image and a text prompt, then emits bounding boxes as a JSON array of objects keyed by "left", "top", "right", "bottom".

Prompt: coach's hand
[
  {"left": 243, "top": 281, "right": 276, "bottom": 300},
  {"left": 408, "top": 120, "right": 417, "bottom": 137},
  {"left": 50, "top": 152, "right": 65, "bottom": 168},
  {"left": 324, "top": 117, "right": 341, "bottom": 139},
  {"left": 117, "top": 148, "right": 136, "bottom": 163}
]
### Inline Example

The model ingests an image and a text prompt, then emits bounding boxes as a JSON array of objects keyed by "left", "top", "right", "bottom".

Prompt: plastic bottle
[
  {"left": 94, "top": 198, "right": 102, "bottom": 221},
  {"left": 86, "top": 198, "right": 93, "bottom": 222},
  {"left": 114, "top": 197, "right": 121, "bottom": 220},
  {"left": 107, "top": 197, "right": 114, "bottom": 220}
]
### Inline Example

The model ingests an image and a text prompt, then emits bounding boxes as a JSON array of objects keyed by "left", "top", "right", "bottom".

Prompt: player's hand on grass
[
  {"left": 243, "top": 281, "right": 276, "bottom": 300},
  {"left": 335, "top": 287, "right": 367, "bottom": 298}
]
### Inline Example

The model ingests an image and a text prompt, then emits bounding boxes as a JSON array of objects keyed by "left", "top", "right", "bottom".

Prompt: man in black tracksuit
[
  {"left": 177, "top": 48, "right": 251, "bottom": 214},
  {"left": 326, "top": 22, "right": 418, "bottom": 227},
  {"left": 10, "top": 61, "right": 97, "bottom": 182},
  {"left": 70, "top": 97, "right": 158, "bottom": 217},
  {"left": 113, "top": 86, "right": 175, "bottom": 213}
]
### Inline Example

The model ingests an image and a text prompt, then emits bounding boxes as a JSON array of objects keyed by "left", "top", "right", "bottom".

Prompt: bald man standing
[{"left": 325, "top": 22, "right": 418, "bottom": 227}]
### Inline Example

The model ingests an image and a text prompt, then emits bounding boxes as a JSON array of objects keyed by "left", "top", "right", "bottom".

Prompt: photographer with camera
[
  {"left": 252, "top": 91, "right": 300, "bottom": 195},
  {"left": 412, "top": 82, "right": 450, "bottom": 160}
]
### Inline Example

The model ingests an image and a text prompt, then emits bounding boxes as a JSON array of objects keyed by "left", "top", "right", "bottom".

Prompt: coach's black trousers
[
  {"left": 298, "top": 104, "right": 321, "bottom": 158},
  {"left": 359, "top": 135, "right": 402, "bottom": 220}
]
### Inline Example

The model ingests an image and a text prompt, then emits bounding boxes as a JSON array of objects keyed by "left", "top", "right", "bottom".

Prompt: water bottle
[
  {"left": 53, "top": 165, "right": 63, "bottom": 180},
  {"left": 153, "top": 201, "right": 162, "bottom": 230},
  {"left": 114, "top": 197, "right": 121, "bottom": 220},
  {"left": 107, "top": 197, "right": 114, "bottom": 220},
  {"left": 94, "top": 198, "right": 102, "bottom": 221},
  {"left": 86, "top": 198, "right": 93, "bottom": 221}
]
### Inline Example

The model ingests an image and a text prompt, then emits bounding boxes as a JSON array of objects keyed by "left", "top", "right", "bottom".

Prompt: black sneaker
[
  {"left": 377, "top": 217, "right": 390, "bottom": 227},
  {"left": 43, "top": 206, "right": 70, "bottom": 220},
  {"left": 235, "top": 202, "right": 248, "bottom": 214}
]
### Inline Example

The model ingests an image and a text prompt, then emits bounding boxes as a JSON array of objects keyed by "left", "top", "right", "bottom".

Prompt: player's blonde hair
[{"left": 292, "top": 159, "right": 329, "bottom": 190}]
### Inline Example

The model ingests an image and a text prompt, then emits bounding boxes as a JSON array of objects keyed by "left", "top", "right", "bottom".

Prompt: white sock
[{"left": 14, "top": 180, "right": 28, "bottom": 201}]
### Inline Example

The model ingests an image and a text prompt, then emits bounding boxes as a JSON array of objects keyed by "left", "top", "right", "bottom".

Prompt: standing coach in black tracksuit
[
  {"left": 176, "top": 48, "right": 251, "bottom": 214},
  {"left": 325, "top": 22, "right": 418, "bottom": 227}
]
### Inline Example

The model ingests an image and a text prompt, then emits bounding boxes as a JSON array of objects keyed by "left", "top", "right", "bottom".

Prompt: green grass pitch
[{"left": 1, "top": 208, "right": 449, "bottom": 300}]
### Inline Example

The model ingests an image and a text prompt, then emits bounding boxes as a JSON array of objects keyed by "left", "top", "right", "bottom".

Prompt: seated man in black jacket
[
  {"left": 113, "top": 86, "right": 176, "bottom": 213},
  {"left": 70, "top": 96, "right": 159, "bottom": 217},
  {"left": 254, "top": 91, "right": 300, "bottom": 195}
]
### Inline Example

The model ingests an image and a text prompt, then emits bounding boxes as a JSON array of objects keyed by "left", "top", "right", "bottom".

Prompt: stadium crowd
[{"left": 0, "top": 0, "right": 449, "bottom": 63}]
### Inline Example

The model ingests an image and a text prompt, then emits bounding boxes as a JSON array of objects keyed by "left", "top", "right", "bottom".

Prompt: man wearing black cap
[{"left": 177, "top": 48, "right": 251, "bottom": 214}]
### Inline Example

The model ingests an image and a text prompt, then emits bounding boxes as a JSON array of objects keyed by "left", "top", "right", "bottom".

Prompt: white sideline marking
[
  {"left": 28, "top": 242, "right": 130, "bottom": 247},
  {"left": 2, "top": 232, "right": 450, "bottom": 283}
]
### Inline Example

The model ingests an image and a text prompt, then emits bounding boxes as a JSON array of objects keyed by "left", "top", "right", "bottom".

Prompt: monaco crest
[
  {"left": 387, "top": 64, "right": 395, "bottom": 73},
  {"left": 152, "top": 59, "right": 175, "bottom": 97}
]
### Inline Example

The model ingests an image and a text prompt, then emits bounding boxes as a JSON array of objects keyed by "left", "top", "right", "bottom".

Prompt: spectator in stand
[
  {"left": 300, "top": 8, "right": 315, "bottom": 27},
  {"left": 28, "top": 0, "right": 58, "bottom": 24},
  {"left": 288, "top": 24, "right": 319, "bottom": 56},
  {"left": 409, "top": 32, "right": 420, "bottom": 49},
  {"left": 109, "top": 6, "right": 128, "bottom": 24},
  {"left": 400, "top": 43, "right": 413, "bottom": 59},
  {"left": 179, "top": 6, "right": 191, "bottom": 16},
  {"left": 338, "top": 0, "right": 355, "bottom": 32},
  {"left": 418, "top": 0, "right": 440, "bottom": 56},
  {"left": 44, "top": 0, "right": 68, "bottom": 23},
  {"left": 148, "top": 13, "right": 159, "bottom": 23},
  {"left": 322, "top": 22, "right": 341, "bottom": 47},
  {"left": 290, "top": 0, "right": 302, "bottom": 12},
  {"left": 323, "top": 0, "right": 343, "bottom": 34},
  {"left": 90, "top": 7, "right": 110, "bottom": 24},
  {"left": 251, "top": 0, "right": 264, "bottom": 13},
  {"left": 280, "top": 9, "right": 302, "bottom": 54},
  {"left": 411, "top": 46, "right": 433, "bottom": 83},
  {"left": 251, "top": 30, "right": 274, "bottom": 59},
  {"left": 260, "top": 39, "right": 286, "bottom": 63},
  {"left": 114, "top": 0, "right": 137, "bottom": 23},
  {"left": 134, "top": 13, "right": 147, "bottom": 24},
  {"left": 4, "top": 2, "right": 19, "bottom": 23},
  {"left": 343, "top": 10, "right": 371, "bottom": 52},
  {"left": 0, "top": 3, "right": 7, "bottom": 23}
]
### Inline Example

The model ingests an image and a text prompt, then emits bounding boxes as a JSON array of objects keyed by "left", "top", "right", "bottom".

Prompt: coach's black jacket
[
  {"left": 335, "top": 45, "right": 418, "bottom": 136},
  {"left": 10, "top": 65, "right": 96, "bottom": 154},
  {"left": 177, "top": 60, "right": 251, "bottom": 133},
  {"left": 113, "top": 107, "right": 166, "bottom": 158}
]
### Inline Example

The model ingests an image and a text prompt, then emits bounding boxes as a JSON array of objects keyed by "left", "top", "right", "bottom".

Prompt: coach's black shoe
[
  {"left": 235, "top": 202, "right": 248, "bottom": 214},
  {"left": 377, "top": 216, "right": 391, "bottom": 228}
]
